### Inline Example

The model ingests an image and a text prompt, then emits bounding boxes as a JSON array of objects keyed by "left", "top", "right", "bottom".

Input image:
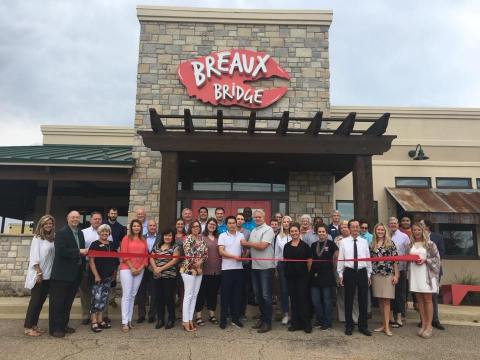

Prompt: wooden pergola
[{"left": 140, "top": 109, "right": 396, "bottom": 231}]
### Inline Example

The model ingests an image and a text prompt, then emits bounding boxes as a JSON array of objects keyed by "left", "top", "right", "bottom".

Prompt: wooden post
[
  {"left": 158, "top": 152, "right": 178, "bottom": 232},
  {"left": 45, "top": 177, "right": 54, "bottom": 214},
  {"left": 352, "top": 155, "right": 374, "bottom": 227}
]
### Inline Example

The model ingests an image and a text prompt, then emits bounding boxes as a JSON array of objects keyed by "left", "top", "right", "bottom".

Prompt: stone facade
[
  {"left": 288, "top": 172, "right": 334, "bottom": 222},
  {"left": 129, "top": 8, "right": 332, "bottom": 221},
  {"left": 0, "top": 235, "right": 31, "bottom": 296}
]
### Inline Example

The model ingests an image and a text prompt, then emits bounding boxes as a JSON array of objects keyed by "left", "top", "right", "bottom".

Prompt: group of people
[{"left": 23, "top": 205, "right": 445, "bottom": 340}]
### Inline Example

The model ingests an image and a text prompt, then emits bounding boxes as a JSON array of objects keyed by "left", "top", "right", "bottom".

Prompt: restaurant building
[{"left": 0, "top": 6, "right": 479, "bottom": 294}]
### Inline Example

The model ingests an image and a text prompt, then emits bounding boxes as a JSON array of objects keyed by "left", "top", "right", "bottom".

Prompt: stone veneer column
[
  {"left": 288, "top": 171, "right": 334, "bottom": 222},
  {"left": 129, "top": 7, "right": 333, "bottom": 222}
]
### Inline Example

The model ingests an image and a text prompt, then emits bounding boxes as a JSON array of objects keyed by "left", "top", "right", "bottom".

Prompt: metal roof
[
  {"left": 386, "top": 187, "right": 480, "bottom": 214},
  {"left": 0, "top": 145, "right": 134, "bottom": 167}
]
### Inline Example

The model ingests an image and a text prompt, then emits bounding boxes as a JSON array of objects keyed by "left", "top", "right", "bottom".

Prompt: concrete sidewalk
[{"left": 1, "top": 297, "right": 479, "bottom": 326}]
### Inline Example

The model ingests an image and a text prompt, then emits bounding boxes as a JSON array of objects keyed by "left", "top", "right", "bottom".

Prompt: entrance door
[{"left": 191, "top": 199, "right": 271, "bottom": 222}]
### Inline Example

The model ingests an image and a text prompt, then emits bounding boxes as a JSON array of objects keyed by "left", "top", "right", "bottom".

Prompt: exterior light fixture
[{"left": 408, "top": 144, "right": 429, "bottom": 160}]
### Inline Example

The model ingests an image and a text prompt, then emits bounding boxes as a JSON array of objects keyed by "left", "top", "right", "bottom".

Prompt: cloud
[{"left": 0, "top": 0, "right": 479, "bottom": 146}]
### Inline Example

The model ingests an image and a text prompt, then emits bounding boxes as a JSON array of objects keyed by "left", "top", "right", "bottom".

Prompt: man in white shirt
[
  {"left": 388, "top": 216, "right": 410, "bottom": 327},
  {"left": 79, "top": 211, "right": 103, "bottom": 325},
  {"left": 218, "top": 216, "right": 245, "bottom": 329},
  {"left": 136, "top": 219, "right": 157, "bottom": 323},
  {"left": 241, "top": 209, "right": 275, "bottom": 333},
  {"left": 181, "top": 208, "right": 193, "bottom": 233},
  {"left": 337, "top": 219, "right": 372, "bottom": 336}
]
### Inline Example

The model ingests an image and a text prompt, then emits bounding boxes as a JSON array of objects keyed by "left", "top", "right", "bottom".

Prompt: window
[
  {"left": 436, "top": 178, "right": 472, "bottom": 189},
  {"left": 440, "top": 224, "right": 478, "bottom": 259},
  {"left": 193, "top": 182, "right": 231, "bottom": 191},
  {"left": 395, "top": 177, "right": 431, "bottom": 188},
  {"left": 232, "top": 182, "right": 271, "bottom": 192},
  {"left": 189, "top": 181, "right": 287, "bottom": 193},
  {"left": 335, "top": 200, "right": 378, "bottom": 223},
  {"left": 477, "top": 178, "right": 480, "bottom": 189}
]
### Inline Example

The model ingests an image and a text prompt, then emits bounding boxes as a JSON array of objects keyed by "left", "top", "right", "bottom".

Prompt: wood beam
[
  {"left": 216, "top": 110, "right": 223, "bottom": 134},
  {"left": 158, "top": 152, "right": 178, "bottom": 233},
  {"left": 140, "top": 131, "right": 396, "bottom": 155},
  {"left": 184, "top": 109, "right": 194, "bottom": 134},
  {"left": 334, "top": 112, "right": 356, "bottom": 135},
  {"left": 276, "top": 111, "right": 289, "bottom": 135},
  {"left": 248, "top": 111, "right": 256, "bottom": 134},
  {"left": 364, "top": 113, "right": 390, "bottom": 136},
  {"left": 45, "top": 176, "right": 53, "bottom": 214},
  {"left": 353, "top": 155, "right": 374, "bottom": 227},
  {"left": 149, "top": 108, "right": 166, "bottom": 133},
  {"left": 305, "top": 111, "right": 323, "bottom": 135}
]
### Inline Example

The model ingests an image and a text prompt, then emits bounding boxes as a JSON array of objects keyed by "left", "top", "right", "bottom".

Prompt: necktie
[{"left": 353, "top": 238, "right": 358, "bottom": 270}]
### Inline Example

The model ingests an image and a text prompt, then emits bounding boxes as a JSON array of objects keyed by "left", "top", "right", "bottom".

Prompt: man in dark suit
[
  {"left": 49, "top": 210, "right": 88, "bottom": 337},
  {"left": 422, "top": 219, "right": 446, "bottom": 330}
]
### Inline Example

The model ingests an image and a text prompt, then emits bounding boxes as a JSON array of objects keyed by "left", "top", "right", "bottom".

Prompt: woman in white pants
[
  {"left": 180, "top": 220, "right": 208, "bottom": 332},
  {"left": 119, "top": 219, "right": 148, "bottom": 332}
]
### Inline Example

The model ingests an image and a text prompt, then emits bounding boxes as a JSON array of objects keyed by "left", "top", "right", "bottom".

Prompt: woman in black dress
[{"left": 283, "top": 222, "right": 312, "bottom": 333}]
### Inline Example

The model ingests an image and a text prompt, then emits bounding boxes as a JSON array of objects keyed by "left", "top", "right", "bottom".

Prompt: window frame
[
  {"left": 439, "top": 223, "right": 479, "bottom": 260},
  {"left": 395, "top": 177, "right": 431, "bottom": 188},
  {"left": 436, "top": 177, "right": 472, "bottom": 189}
]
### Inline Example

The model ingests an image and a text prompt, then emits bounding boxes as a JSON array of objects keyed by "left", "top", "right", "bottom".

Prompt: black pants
[
  {"left": 344, "top": 268, "right": 369, "bottom": 331},
  {"left": 392, "top": 270, "right": 406, "bottom": 318},
  {"left": 241, "top": 263, "right": 255, "bottom": 315},
  {"left": 287, "top": 275, "right": 310, "bottom": 330},
  {"left": 24, "top": 280, "right": 50, "bottom": 328},
  {"left": 220, "top": 269, "right": 244, "bottom": 324},
  {"left": 155, "top": 277, "right": 176, "bottom": 322},
  {"left": 136, "top": 269, "right": 156, "bottom": 319},
  {"left": 195, "top": 274, "right": 221, "bottom": 312},
  {"left": 49, "top": 271, "right": 81, "bottom": 334}
]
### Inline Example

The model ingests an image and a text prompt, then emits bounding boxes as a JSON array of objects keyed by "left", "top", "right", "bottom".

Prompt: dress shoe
[
  {"left": 137, "top": 316, "right": 145, "bottom": 324},
  {"left": 345, "top": 328, "right": 353, "bottom": 336},
  {"left": 148, "top": 316, "right": 155, "bottom": 323},
  {"left": 65, "top": 327, "right": 76, "bottom": 334},
  {"left": 288, "top": 325, "right": 296, "bottom": 332},
  {"left": 81, "top": 319, "right": 90, "bottom": 325},
  {"left": 155, "top": 320, "right": 164, "bottom": 329},
  {"left": 252, "top": 320, "right": 263, "bottom": 329},
  {"left": 219, "top": 322, "right": 227, "bottom": 329},
  {"left": 359, "top": 328, "right": 372, "bottom": 336},
  {"left": 165, "top": 320, "right": 175, "bottom": 329},
  {"left": 257, "top": 323, "right": 272, "bottom": 333},
  {"left": 304, "top": 326, "right": 312, "bottom": 334},
  {"left": 432, "top": 322, "right": 445, "bottom": 330},
  {"left": 232, "top": 320, "right": 244, "bottom": 328},
  {"left": 51, "top": 331, "right": 65, "bottom": 338}
]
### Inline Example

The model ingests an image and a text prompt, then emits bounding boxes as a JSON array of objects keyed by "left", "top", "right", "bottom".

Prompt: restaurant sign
[{"left": 177, "top": 49, "right": 290, "bottom": 109}]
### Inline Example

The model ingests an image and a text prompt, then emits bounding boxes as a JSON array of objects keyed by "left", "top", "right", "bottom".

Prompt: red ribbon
[{"left": 87, "top": 250, "right": 419, "bottom": 263}]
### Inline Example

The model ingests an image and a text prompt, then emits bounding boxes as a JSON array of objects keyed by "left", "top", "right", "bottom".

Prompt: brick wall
[
  {"left": 0, "top": 235, "right": 31, "bottom": 296},
  {"left": 288, "top": 172, "right": 334, "bottom": 222},
  {"left": 129, "top": 15, "right": 331, "bottom": 221}
]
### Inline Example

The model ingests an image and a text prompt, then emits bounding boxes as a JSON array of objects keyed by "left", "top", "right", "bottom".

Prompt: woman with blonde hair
[
  {"left": 275, "top": 215, "right": 292, "bottom": 325},
  {"left": 370, "top": 223, "right": 398, "bottom": 336},
  {"left": 408, "top": 222, "right": 440, "bottom": 339},
  {"left": 24, "top": 215, "right": 55, "bottom": 336}
]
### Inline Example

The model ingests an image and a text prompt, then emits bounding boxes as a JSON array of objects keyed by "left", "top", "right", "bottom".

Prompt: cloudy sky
[{"left": 1, "top": 0, "right": 479, "bottom": 145}]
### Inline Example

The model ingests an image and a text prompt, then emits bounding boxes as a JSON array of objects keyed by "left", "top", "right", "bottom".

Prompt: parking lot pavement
[{"left": 1, "top": 318, "right": 479, "bottom": 360}]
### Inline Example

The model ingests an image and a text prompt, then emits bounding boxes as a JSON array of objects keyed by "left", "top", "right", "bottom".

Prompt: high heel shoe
[{"left": 182, "top": 322, "right": 194, "bottom": 332}]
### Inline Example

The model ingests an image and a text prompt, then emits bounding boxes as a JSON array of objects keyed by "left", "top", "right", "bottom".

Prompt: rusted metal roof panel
[{"left": 386, "top": 187, "right": 480, "bottom": 214}]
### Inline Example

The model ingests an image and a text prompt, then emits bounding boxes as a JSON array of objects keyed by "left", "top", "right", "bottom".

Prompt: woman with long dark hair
[
  {"left": 150, "top": 228, "right": 180, "bottom": 329},
  {"left": 180, "top": 220, "right": 208, "bottom": 331},
  {"left": 195, "top": 218, "right": 221, "bottom": 325},
  {"left": 119, "top": 219, "right": 148, "bottom": 332},
  {"left": 24, "top": 215, "right": 55, "bottom": 336}
]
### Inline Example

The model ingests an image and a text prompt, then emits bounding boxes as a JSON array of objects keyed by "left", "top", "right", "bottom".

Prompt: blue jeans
[
  {"left": 276, "top": 263, "right": 289, "bottom": 314},
  {"left": 251, "top": 268, "right": 274, "bottom": 325},
  {"left": 311, "top": 286, "right": 333, "bottom": 328}
]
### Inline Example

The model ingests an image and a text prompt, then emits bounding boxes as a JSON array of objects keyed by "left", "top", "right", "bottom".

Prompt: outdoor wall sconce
[{"left": 408, "top": 144, "right": 429, "bottom": 160}]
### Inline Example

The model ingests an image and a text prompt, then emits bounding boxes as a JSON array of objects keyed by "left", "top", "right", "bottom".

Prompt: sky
[{"left": 0, "top": 0, "right": 479, "bottom": 146}]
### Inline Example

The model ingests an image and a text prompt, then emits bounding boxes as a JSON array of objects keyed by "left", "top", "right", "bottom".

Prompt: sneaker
[
  {"left": 281, "top": 315, "right": 289, "bottom": 325},
  {"left": 232, "top": 320, "right": 244, "bottom": 328},
  {"left": 313, "top": 320, "right": 322, "bottom": 328}
]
